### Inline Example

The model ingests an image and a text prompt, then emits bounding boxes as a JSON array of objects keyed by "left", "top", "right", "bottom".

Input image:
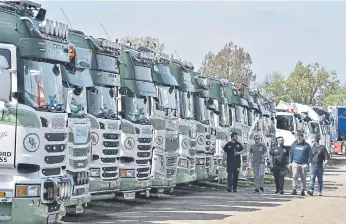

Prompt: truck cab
[
  {"left": 60, "top": 41, "right": 93, "bottom": 214},
  {"left": 117, "top": 44, "right": 155, "bottom": 199},
  {"left": 170, "top": 60, "right": 197, "bottom": 184},
  {"left": 210, "top": 79, "right": 230, "bottom": 183},
  {"left": 0, "top": 1, "right": 73, "bottom": 222},
  {"left": 68, "top": 33, "right": 122, "bottom": 200},
  {"left": 191, "top": 73, "right": 211, "bottom": 181},
  {"left": 148, "top": 49, "right": 179, "bottom": 194},
  {"left": 275, "top": 101, "right": 298, "bottom": 148},
  {"left": 329, "top": 107, "right": 346, "bottom": 155}
]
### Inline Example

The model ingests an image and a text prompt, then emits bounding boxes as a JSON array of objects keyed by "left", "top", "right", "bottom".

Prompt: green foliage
[
  {"left": 263, "top": 61, "right": 345, "bottom": 108},
  {"left": 198, "top": 41, "right": 255, "bottom": 85}
]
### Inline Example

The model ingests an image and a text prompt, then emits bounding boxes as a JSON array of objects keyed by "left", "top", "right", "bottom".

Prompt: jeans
[
  {"left": 252, "top": 164, "right": 265, "bottom": 189},
  {"left": 309, "top": 166, "right": 324, "bottom": 193},
  {"left": 227, "top": 167, "right": 239, "bottom": 190},
  {"left": 292, "top": 162, "right": 308, "bottom": 190},
  {"left": 272, "top": 167, "right": 286, "bottom": 191}
]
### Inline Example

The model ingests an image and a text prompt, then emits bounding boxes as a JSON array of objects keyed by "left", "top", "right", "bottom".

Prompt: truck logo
[
  {"left": 90, "top": 132, "right": 99, "bottom": 145},
  {"left": 23, "top": 133, "right": 40, "bottom": 152},
  {"left": 0, "top": 131, "right": 8, "bottom": 141},
  {"left": 124, "top": 137, "right": 135, "bottom": 150},
  {"left": 155, "top": 136, "right": 163, "bottom": 145}
]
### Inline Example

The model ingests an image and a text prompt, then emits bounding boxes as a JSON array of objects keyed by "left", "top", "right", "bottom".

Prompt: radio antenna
[
  {"left": 100, "top": 22, "right": 111, "bottom": 40},
  {"left": 60, "top": 7, "right": 73, "bottom": 29},
  {"left": 174, "top": 50, "right": 181, "bottom": 61}
]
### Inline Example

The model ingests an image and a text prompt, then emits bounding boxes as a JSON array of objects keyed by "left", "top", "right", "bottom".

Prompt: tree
[
  {"left": 199, "top": 41, "right": 255, "bottom": 85},
  {"left": 262, "top": 71, "right": 290, "bottom": 102},
  {"left": 322, "top": 85, "right": 346, "bottom": 107},
  {"left": 286, "top": 61, "right": 340, "bottom": 106},
  {"left": 119, "top": 36, "right": 165, "bottom": 53}
]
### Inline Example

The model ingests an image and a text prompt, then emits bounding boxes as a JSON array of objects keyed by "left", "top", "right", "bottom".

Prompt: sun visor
[{"left": 122, "top": 79, "right": 157, "bottom": 97}]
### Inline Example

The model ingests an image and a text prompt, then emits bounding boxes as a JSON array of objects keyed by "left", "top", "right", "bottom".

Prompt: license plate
[
  {"left": 124, "top": 192, "right": 135, "bottom": 200},
  {"left": 47, "top": 213, "right": 57, "bottom": 223},
  {"left": 52, "top": 116, "right": 65, "bottom": 129},
  {"left": 75, "top": 204, "right": 84, "bottom": 214},
  {"left": 158, "top": 189, "right": 164, "bottom": 193}
]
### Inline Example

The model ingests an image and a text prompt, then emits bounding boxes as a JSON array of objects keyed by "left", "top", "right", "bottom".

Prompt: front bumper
[
  {"left": 196, "top": 164, "right": 208, "bottom": 181},
  {"left": 0, "top": 198, "right": 61, "bottom": 224},
  {"left": 118, "top": 178, "right": 151, "bottom": 192},
  {"left": 89, "top": 178, "right": 119, "bottom": 200},
  {"left": 176, "top": 167, "right": 190, "bottom": 184}
]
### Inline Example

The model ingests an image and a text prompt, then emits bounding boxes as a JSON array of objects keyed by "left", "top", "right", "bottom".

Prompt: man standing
[
  {"left": 270, "top": 136, "right": 289, "bottom": 194},
  {"left": 223, "top": 132, "right": 245, "bottom": 192},
  {"left": 289, "top": 132, "right": 312, "bottom": 196},
  {"left": 307, "top": 134, "right": 330, "bottom": 196},
  {"left": 249, "top": 134, "right": 267, "bottom": 193}
]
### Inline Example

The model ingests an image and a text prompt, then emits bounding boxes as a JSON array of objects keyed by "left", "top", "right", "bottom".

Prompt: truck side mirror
[{"left": 0, "top": 56, "right": 11, "bottom": 103}]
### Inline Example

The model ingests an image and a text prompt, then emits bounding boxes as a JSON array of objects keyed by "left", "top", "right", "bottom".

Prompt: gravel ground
[{"left": 62, "top": 156, "right": 346, "bottom": 224}]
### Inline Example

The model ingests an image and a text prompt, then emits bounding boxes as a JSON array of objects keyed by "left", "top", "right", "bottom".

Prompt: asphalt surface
[{"left": 61, "top": 156, "right": 344, "bottom": 224}]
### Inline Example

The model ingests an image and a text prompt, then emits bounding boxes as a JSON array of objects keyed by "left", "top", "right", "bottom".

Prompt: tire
[{"left": 342, "top": 142, "right": 346, "bottom": 155}]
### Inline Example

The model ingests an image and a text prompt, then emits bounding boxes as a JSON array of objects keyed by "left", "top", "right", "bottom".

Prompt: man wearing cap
[
  {"left": 249, "top": 134, "right": 267, "bottom": 193},
  {"left": 223, "top": 132, "right": 245, "bottom": 192},
  {"left": 270, "top": 136, "right": 290, "bottom": 194},
  {"left": 307, "top": 134, "right": 330, "bottom": 196},
  {"left": 289, "top": 132, "right": 312, "bottom": 196}
]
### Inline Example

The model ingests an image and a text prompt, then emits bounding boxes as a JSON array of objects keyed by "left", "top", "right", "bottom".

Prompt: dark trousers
[
  {"left": 227, "top": 168, "right": 239, "bottom": 190},
  {"left": 272, "top": 168, "right": 286, "bottom": 191}
]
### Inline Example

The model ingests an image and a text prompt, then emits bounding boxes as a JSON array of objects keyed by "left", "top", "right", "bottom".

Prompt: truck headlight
[
  {"left": 16, "top": 184, "right": 41, "bottom": 197},
  {"left": 119, "top": 169, "right": 135, "bottom": 178},
  {"left": 90, "top": 168, "right": 100, "bottom": 177}
]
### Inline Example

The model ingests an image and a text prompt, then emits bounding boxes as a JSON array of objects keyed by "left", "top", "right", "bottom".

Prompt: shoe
[
  {"left": 301, "top": 190, "right": 305, "bottom": 196},
  {"left": 291, "top": 189, "right": 297, "bottom": 195},
  {"left": 307, "top": 191, "right": 313, "bottom": 196},
  {"left": 227, "top": 188, "right": 232, "bottom": 192},
  {"left": 254, "top": 189, "right": 259, "bottom": 193},
  {"left": 280, "top": 190, "right": 284, "bottom": 194},
  {"left": 319, "top": 192, "right": 322, "bottom": 196},
  {"left": 275, "top": 189, "right": 279, "bottom": 194},
  {"left": 260, "top": 187, "right": 264, "bottom": 193},
  {"left": 233, "top": 188, "right": 237, "bottom": 192}
]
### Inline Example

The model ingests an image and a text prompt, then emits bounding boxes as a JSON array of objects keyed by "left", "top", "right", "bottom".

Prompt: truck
[
  {"left": 117, "top": 44, "right": 154, "bottom": 199},
  {"left": 170, "top": 60, "right": 197, "bottom": 184},
  {"left": 0, "top": 1, "right": 73, "bottom": 223},
  {"left": 68, "top": 32, "right": 122, "bottom": 200},
  {"left": 146, "top": 48, "right": 179, "bottom": 194},
  {"left": 329, "top": 106, "right": 346, "bottom": 155},
  {"left": 210, "top": 79, "right": 229, "bottom": 182},
  {"left": 60, "top": 40, "right": 93, "bottom": 214},
  {"left": 312, "top": 107, "right": 331, "bottom": 153},
  {"left": 191, "top": 73, "right": 211, "bottom": 181}
]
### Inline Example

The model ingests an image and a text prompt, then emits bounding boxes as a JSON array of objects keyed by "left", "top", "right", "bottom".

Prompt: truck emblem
[
  {"left": 90, "top": 132, "right": 99, "bottom": 145},
  {"left": 23, "top": 133, "right": 40, "bottom": 152},
  {"left": 124, "top": 137, "right": 135, "bottom": 150}
]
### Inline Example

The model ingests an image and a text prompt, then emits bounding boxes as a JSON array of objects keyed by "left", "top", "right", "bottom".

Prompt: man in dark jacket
[
  {"left": 223, "top": 132, "right": 245, "bottom": 192},
  {"left": 270, "top": 136, "right": 289, "bottom": 194},
  {"left": 307, "top": 134, "right": 330, "bottom": 196},
  {"left": 289, "top": 132, "right": 312, "bottom": 196}
]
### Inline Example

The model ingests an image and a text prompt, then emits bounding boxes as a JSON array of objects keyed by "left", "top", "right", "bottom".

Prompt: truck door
[{"left": 0, "top": 44, "right": 17, "bottom": 168}]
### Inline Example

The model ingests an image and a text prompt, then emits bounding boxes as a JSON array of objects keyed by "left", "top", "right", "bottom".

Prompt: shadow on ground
[{"left": 62, "top": 157, "right": 344, "bottom": 224}]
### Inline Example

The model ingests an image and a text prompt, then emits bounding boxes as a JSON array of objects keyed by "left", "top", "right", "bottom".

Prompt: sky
[{"left": 37, "top": 1, "right": 346, "bottom": 83}]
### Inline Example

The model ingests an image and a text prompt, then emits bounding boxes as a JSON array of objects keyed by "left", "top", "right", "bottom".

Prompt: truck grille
[
  {"left": 136, "top": 159, "right": 149, "bottom": 165},
  {"left": 166, "top": 169, "right": 175, "bottom": 178},
  {"left": 137, "top": 152, "right": 150, "bottom": 158},
  {"left": 69, "top": 159, "right": 88, "bottom": 169},
  {"left": 136, "top": 167, "right": 150, "bottom": 179},
  {"left": 166, "top": 157, "right": 176, "bottom": 166},
  {"left": 138, "top": 138, "right": 152, "bottom": 144}
]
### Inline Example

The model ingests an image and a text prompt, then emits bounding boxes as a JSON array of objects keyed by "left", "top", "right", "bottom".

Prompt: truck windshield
[
  {"left": 155, "top": 64, "right": 171, "bottom": 75},
  {"left": 180, "top": 91, "right": 194, "bottom": 119},
  {"left": 219, "top": 103, "right": 229, "bottom": 127},
  {"left": 235, "top": 105, "right": 243, "bottom": 123},
  {"left": 63, "top": 83, "right": 87, "bottom": 114},
  {"left": 248, "top": 109, "right": 254, "bottom": 127},
  {"left": 134, "top": 65, "right": 152, "bottom": 82},
  {"left": 194, "top": 95, "right": 208, "bottom": 123},
  {"left": 309, "top": 122, "right": 320, "bottom": 134},
  {"left": 276, "top": 115, "right": 295, "bottom": 131},
  {"left": 157, "top": 86, "right": 177, "bottom": 111},
  {"left": 123, "top": 95, "right": 150, "bottom": 122},
  {"left": 87, "top": 86, "right": 119, "bottom": 119},
  {"left": 23, "top": 60, "right": 64, "bottom": 111}
]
